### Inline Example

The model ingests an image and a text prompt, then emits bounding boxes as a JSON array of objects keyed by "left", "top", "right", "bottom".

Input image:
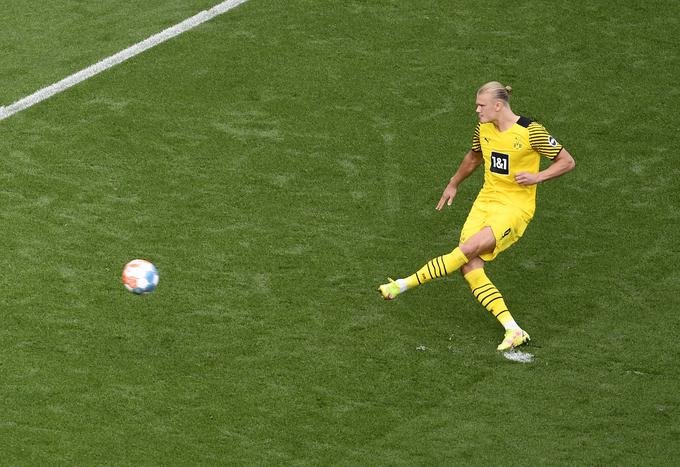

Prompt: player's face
[{"left": 475, "top": 92, "right": 501, "bottom": 123}]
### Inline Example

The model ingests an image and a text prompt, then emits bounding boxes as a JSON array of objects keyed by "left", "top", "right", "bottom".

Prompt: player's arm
[
  {"left": 515, "top": 148, "right": 575, "bottom": 186},
  {"left": 436, "top": 150, "right": 483, "bottom": 210}
]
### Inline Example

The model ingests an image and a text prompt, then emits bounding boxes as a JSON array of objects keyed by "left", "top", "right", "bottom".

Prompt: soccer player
[{"left": 378, "top": 81, "right": 576, "bottom": 351}]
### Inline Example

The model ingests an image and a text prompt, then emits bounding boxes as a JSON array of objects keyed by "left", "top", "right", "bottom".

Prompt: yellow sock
[
  {"left": 403, "top": 247, "right": 469, "bottom": 289},
  {"left": 463, "top": 268, "right": 519, "bottom": 330}
]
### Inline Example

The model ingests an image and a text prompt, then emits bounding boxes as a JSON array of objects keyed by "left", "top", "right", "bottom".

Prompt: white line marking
[
  {"left": 502, "top": 350, "right": 534, "bottom": 363},
  {"left": 0, "top": 0, "right": 249, "bottom": 122}
]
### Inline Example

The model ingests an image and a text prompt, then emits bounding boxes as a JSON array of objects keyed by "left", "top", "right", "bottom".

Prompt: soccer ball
[{"left": 122, "top": 259, "right": 159, "bottom": 294}]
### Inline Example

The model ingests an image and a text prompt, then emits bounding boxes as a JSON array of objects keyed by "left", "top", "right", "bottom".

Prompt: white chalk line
[
  {"left": 0, "top": 0, "right": 249, "bottom": 122},
  {"left": 503, "top": 349, "right": 534, "bottom": 363}
]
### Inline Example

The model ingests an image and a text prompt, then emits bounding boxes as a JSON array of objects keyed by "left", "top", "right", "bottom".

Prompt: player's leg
[
  {"left": 461, "top": 258, "right": 518, "bottom": 329},
  {"left": 461, "top": 259, "right": 529, "bottom": 350},
  {"left": 459, "top": 227, "right": 496, "bottom": 260},
  {"left": 377, "top": 246, "right": 469, "bottom": 300},
  {"left": 462, "top": 207, "right": 532, "bottom": 349},
  {"left": 377, "top": 227, "right": 495, "bottom": 300}
]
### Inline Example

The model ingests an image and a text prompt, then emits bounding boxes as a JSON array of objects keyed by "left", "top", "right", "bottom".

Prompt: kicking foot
[
  {"left": 378, "top": 278, "right": 401, "bottom": 300},
  {"left": 497, "top": 328, "right": 530, "bottom": 351}
]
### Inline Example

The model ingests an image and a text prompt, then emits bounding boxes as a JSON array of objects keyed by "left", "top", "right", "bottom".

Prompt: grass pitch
[{"left": 0, "top": 0, "right": 679, "bottom": 464}]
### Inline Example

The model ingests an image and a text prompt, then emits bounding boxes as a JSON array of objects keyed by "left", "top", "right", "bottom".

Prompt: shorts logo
[
  {"left": 548, "top": 136, "right": 558, "bottom": 147},
  {"left": 501, "top": 228, "right": 511, "bottom": 239}
]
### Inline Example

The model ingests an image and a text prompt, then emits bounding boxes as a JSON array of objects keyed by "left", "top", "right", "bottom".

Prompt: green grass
[{"left": 0, "top": 0, "right": 679, "bottom": 464}]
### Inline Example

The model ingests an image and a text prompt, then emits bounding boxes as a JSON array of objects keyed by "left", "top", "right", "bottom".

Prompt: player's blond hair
[{"left": 477, "top": 81, "right": 512, "bottom": 105}]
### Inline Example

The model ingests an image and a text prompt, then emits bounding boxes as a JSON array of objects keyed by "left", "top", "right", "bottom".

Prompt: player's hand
[
  {"left": 515, "top": 172, "right": 541, "bottom": 186},
  {"left": 436, "top": 184, "right": 458, "bottom": 210}
]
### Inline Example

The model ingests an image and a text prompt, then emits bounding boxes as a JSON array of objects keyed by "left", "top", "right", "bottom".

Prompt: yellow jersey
[{"left": 471, "top": 116, "right": 563, "bottom": 218}]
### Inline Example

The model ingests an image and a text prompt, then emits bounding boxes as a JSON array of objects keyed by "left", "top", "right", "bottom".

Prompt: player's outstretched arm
[
  {"left": 436, "top": 150, "right": 483, "bottom": 210},
  {"left": 515, "top": 148, "right": 576, "bottom": 186}
]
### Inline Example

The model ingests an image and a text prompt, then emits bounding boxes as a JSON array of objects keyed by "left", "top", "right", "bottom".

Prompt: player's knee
[
  {"left": 460, "top": 228, "right": 495, "bottom": 258},
  {"left": 459, "top": 240, "right": 487, "bottom": 259},
  {"left": 460, "top": 258, "right": 484, "bottom": 276},
  {"left": 460, "top": 262, "right": 474, "bottom": 276},
  {"left": 458, "top": 241, "right": 476, "bottom": 259}
]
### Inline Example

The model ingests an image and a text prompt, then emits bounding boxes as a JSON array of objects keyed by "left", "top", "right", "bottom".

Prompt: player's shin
[
  {"left": 402, "top": 247, "right": 469, "bottom": 289},
  {"left": 463, "top": 268, "right": 519, "bottom": 330}
]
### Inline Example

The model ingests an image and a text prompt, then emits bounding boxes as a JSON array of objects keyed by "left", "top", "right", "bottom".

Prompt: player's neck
[{"left": 493, "top": 110, "right": 519, "bottom": 132}]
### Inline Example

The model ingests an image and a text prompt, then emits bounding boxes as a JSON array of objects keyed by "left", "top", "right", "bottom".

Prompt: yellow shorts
[{"left": 459, "top": 202, "right": 531, "bottom": 262}]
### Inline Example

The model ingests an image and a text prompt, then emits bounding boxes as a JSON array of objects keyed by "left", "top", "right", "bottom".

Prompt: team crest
[{"left": 513, "top": 137, "right": 523, "bottom": 150}]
